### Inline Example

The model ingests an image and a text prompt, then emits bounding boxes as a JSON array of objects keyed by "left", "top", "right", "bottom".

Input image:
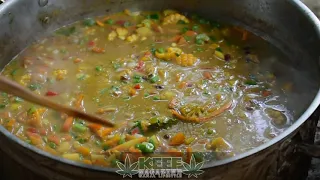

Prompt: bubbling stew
[{"left": 0, "top": 10, "right": 293, "bottom": 166}]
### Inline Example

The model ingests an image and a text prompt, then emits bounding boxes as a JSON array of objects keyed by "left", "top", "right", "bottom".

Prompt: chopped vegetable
[
  {"left": 163, "top": 13, "right": 189, "bottom": 25},
  {"left": 169, "top": 132, "right": 185, "bottom": 146},
  {"left": 83, "top": 18, "right": 96, "bottom": 26},
  {"left": 150, "top": 75, "right": 160, "bottom": 83},
  {"left": 105, "top": 19, "right": 114, "bottom": 25},
  {"left": 73, "top": 122, "right": 88, "bottom": 133},
  {"left": 196, "top": 33, "right": 210, "bottom": 42},
  {"left": 46, "top": 91, "right": 58, "bottom": 96},
  {"left": 136, "top": 142, "right": 155, "bottom": 153},
  {"left": 109, "top": 137, "right": 147, "bottom": 151},
  {"left": 56, "top": 26, "right": 76, "bottom": 36},
  {"left": 148, "top": 13, "right": 160, "bottom": 20}
]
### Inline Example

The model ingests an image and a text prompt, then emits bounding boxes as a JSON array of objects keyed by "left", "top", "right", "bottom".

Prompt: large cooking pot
[{"left": 0, "top": 0, "right": 319, "bottom": 179}]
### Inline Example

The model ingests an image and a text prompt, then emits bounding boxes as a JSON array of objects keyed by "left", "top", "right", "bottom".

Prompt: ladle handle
[{"left": 0, "top": 76, "right": 114, "bottom": 127}]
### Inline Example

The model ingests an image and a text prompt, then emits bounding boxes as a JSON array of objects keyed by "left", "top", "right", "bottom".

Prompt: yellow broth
[{"left": 0, "top": 10, "right": 293, "bottom": 166}]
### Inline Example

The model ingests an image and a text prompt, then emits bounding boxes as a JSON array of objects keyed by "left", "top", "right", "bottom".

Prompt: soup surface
[{"left": 0, "top": 10, "right": 293, "bottom": 167}]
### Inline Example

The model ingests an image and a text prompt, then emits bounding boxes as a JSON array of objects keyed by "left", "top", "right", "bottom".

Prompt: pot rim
[{"left": 0, "top": 0, "right": 319, "bottom": 174}]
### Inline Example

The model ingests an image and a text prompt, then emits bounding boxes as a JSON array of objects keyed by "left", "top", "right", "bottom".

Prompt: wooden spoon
[{"left": 0, "top": 76, "right": 115, "bottom": 127}]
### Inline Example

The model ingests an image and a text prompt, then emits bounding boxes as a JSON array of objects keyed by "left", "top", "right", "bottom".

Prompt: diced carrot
[
  {"left": 175, "top": 73, "right": 183, "bottom": 82},
  {"left": 5, "top": 119, "right": 16, "bottom": 132},
  {"left": 28, "top": 109, "right": 42, "bottom": 127},
  {"left": 97, "top": 128, "right": 114, "bottom": 139},
  {"left": 128, "top": 146, "right": 143, "bottom": 161},
  {"left": 262, "top": 90, "right": 272, "bottom": 97},
  {"left": 109, "top": 137, "right": 147, "bottom": 151},
  {"left": 27, "top": 127, "right": 38, "bottom": 133},
  {"left": 46, "top": 91, "right": 58, "bottom": 96},
  {"left": 178, "top": 81, "right": 187, "bottom": 89},
  {"left": 134, "top": 84, "right": 142, "bottom": 90},
  {"left": 125, "top": 134, "right": 136, "bottom": 141},
  {"left": 92, "top": 159, "right": 109, "bottom": 166},
  {"left": 185, "top": 31, "right": 197, "bottom": 36},
  {"left": 43, "top": 145, "right": 59, "bottom": 155},
  {"left": 39, "top": 128, "right": 47, "bottom": 136},
  {"left": 83, "top": 159, "right": 92, "bottom": 165},
  {"left": 166, "top": 148, "right": 183, "bottom": 157},
  {"left": 48, "top": 135, "right": 60, "bottom": 145},
  {"left": 77, "top": 146, "right": 91, "bottom": 156},
  {"left": 242, "top": 31, "right": 248, "bottom": 41},
  {"left": 177, "top": 36, "right": 187, "bottom": 45},
  {"left": 96, "top": 20, "right": 104, "bottom": 27},
  {"left": 87, "top": 123, "right": 102, "bottom": 132},
  {"left": 170, "top": 35, "right": 182, "bottom": 42},
  {"left": 0, "top": 112, "right": 11, "bottom": 118},
  {"left": 74, "top": 58, "right": 82, "bottom": 64},
  {"left": 62, "top": 134, "right": 72, "bottom": 141},
  {"left": 62, "top": 117, "right": 74, "bottom": 132},
  {"left": 129, "top": 146, "right": 143, "bottom": 158},
  {"left": 103, "top": 135, "right": 121, "bottom": 148},
  {"left": 92, "top": 47, "right": 105, "bottom": 53},
  {"left": 152, "top": 24, "right": 163, "bottom": 33},
  {"left": 101, "top": 16, "right": 110, "bottom": 22},
  {"left": 74, "top": 94, "right": 84, "bottom": 108},
  {"left": 129, "top": 88, "right": 137, "bottom": 96},
  {"left": 26, "top": 132, "right": 43, "bottom": 145},
  {"left": 6, "top": 119, "right": 16, "bottom": 128},
  {"left": 203, "top": 71, "right": 213, "bottom": 80},
  {"left": 169, "top": 132, "right": 185, "bottom": 146},
  {"left": 62, "top": 94, "right": 84, "bottom": 132},
  {"left": 186, "top": 147, "right": 192, "bottom": 163},
  {"left": 144, "top": 51, "right": 152, "bottom": 57}
]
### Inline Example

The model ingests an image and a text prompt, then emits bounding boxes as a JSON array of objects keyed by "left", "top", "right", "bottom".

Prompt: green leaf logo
[
  {"left": 116, "top": 155, "right": 138, "bottom": 178},
  {"left": 182, "top": 155, "right": 205, "bottom": 178}
]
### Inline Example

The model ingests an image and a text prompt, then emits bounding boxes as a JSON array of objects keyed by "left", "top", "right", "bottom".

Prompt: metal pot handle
[{"left": 295, "top": 143, "right": 320, "bottom": 158}]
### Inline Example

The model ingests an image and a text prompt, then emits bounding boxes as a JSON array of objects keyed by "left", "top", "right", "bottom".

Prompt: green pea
[
  {"left": 181, "top": 27, "right": 189, "bottom": 34},
  {"left": 192, "top": 25, "right": 199, "bottom": 31},
  {"left": 157, "top": 48, "right": 165, "bottom": 54},
  {"left": 105, "top": 19, "right": 114, "bottom": 25},
  {"left": 95, "top": 66, "right": 103, "bottom": 72},
  {"left": 196, "top": 39, "right": 204, "bottom": 45}
]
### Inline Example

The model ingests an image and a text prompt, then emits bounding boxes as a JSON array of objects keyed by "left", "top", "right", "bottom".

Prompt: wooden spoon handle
[{"left": 0, "top": 76, "right": 114, "bottom": 127}]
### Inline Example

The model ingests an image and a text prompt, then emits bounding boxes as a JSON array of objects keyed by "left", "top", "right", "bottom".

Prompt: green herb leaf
[{"left": 95, "top": 66, "right": 103, "bottom": 72}]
